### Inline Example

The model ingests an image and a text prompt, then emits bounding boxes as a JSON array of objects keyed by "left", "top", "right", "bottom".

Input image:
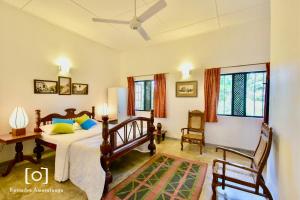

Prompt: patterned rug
[{"left": 104, "top": 153, "right": 208, "bottom": 200}]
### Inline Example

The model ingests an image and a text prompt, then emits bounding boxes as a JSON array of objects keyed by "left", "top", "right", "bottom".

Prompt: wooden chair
[
  {"left": 181, "top": 110, "right": 205, "bottom": 154},
  {"left": 212, "top": 123, "right": 273, "bottom": 200}
]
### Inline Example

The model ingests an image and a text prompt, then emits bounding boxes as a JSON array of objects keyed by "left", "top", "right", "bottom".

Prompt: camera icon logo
[{"left": 25, "top": 167, "right": 48, "bottom": 185}]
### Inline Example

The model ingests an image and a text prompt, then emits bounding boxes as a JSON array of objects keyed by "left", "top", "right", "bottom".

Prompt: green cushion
[
  {"left": 52, "top": 123, "right": 74, "bottom": 134},
  {"left": 75, "top": 114, "right": 90, "bottom": 125}
]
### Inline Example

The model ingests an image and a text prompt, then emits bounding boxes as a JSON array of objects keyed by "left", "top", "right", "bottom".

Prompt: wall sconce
[
  {"left": 180, "top": 63, "right": 193, "bottom": 80},
  {"left": 56, "top": 57, "right": 71, "bottom": 76},
  {"left": 9, "top": 106, "right": 29, "bottom": 136}
]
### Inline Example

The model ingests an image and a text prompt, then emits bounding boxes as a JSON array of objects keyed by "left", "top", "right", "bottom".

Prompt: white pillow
[
  {"left": 40, "top": 124, "right": 53, "bottom": 135},
  {"left": 73, "top": 122, "right": 82, "bottom": 131}
]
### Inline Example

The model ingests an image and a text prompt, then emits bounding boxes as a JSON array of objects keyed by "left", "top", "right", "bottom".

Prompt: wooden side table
[
  {"left": 154, "top": 123, "right": 167, "bottom": 144},
  {"left": 0, "top": 132, "right": 43, "bottom": 177},
  {"left": 97, "top": 118, "right": 118, "bottom": 125}
]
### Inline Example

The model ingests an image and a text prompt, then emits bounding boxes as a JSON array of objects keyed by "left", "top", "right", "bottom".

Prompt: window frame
[
  {"left": 134, "top": 80, "right": 154, "bottom": 112},
  {"left": 217, "top": 70, "right": 267, "bottom": 118}
]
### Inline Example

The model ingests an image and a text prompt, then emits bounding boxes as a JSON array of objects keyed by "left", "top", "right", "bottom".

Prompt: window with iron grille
[
  {"left": 135, "top": 80, "right": 154, "bottom": 111},
  {"left": 218, "top": 71, "right": 266, "bottom": 117}
]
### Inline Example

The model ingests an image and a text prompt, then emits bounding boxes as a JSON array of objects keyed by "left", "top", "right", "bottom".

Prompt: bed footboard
[{"left": 100, "top": 110, "right": 156, "bottom": 194}]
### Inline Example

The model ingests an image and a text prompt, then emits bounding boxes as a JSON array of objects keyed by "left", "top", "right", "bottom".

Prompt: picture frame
[
  {"left": 34, "top": 79, "right": 58, "bottom": 94},
  {"left": 176, "top": 81, "right": 198, "bottom": 97},
  {"left": 58, "top": 76, "right": 72, "bottom": 95},
  {"left": 72, "top": 83, "right": 88, "bottom": 95}
]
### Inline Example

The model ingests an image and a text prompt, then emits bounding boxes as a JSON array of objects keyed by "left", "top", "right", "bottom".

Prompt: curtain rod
[
  {"left": 219, "top": 62, "right": 269, "bottom": 69},
  {"left": 132, "top": 72, "right": 169, "bottom": 78}
]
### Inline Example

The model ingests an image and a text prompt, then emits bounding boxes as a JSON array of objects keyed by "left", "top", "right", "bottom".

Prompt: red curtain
[
  {"left": 204, "top": 68, "right": 221, "bottom": 122},
  {"left": 264, "top": 63, "right": 270, "bottom": 124},
  {"left": 127, "top": 77, "right": 135, "bottom": 116},
  {"left": 154, "top": 74, "right": 167, "bottom": 118}
]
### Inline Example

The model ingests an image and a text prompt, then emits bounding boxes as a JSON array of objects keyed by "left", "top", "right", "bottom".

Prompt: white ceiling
[{"left": 2, "top": 0, "right": 270, "bottom": 51}]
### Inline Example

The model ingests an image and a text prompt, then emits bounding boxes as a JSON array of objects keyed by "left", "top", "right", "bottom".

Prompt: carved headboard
[{"left": 34, "top": 107, "right": 95, "bottom": 132}]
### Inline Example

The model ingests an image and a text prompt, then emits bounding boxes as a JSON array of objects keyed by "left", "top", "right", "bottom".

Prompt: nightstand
[
  {"left": 97, "top": 118, "right": 118, "bottom": 125},
  {"left": 0, "top": 132, "right": 42, "bottom": 177},
  {"left": 154, "top": 123, "right": 167, "bottom": 144}
]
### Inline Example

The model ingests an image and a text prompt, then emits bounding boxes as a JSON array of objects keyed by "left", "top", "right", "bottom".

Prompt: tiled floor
[
  {"left": 155, "top": 138, "right": 266, "bottom": 200},
  {"left": 0, "top": 138, "right": 268, "bottom": 200}
]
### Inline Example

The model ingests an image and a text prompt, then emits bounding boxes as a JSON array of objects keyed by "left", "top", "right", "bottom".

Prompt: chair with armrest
[
  {"left": 212, "top": 123, "right": 273, "bottom": 200},
  {"left": 180, "top": 110, "right": 205, "bottom": 154}
]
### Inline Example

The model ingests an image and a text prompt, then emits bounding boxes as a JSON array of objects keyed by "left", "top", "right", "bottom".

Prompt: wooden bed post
[
  {"left": 91, "top": 106, "right": 95, "bottom": 119},
  {"left": 100, "top": 115, "right": 112, "bottom": 194},
  {"left": 34, "top": 109, "right": 42, "bottom": 132},
  {"left": 148, "top": 110, "right": 156, "bottom": 155}
]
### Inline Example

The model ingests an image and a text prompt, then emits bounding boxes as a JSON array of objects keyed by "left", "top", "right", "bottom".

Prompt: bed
[{"left": 33, "top": 106, "right": 156, "bottom": 195}]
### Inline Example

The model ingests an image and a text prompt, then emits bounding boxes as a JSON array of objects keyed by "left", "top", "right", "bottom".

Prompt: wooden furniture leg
[
  {"left": 200, "top": 141, "right": 202, "bottom": 154},
  {"left": 156, "top": 123, "right": 162, "bottom": 144},
  {"left": 34, "top": 138, "right": 44, "bottom": 163},
  {"left": 2, "top": 142, "right": 37, "bottom": 177},
  {"left": 162, "top": 131, "right": 165, "bottom": 141},
  {"left": 181, "top": 137, "right": 183, "bottom": 151}
]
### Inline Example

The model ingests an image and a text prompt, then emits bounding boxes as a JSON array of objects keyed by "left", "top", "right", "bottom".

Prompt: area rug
[{"left": 104, "top": 153, "right": 208, "bottom": 200}]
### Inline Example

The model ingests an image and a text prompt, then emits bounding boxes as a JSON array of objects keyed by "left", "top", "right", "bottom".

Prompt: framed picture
[
  {"left": 72, "top": 83, "right": 88, "bottom": 95},
  {"left": 58, "top": 76, "right": 71, "bottom": 95},
  {"left": 176, "top": 81, "right": 198, "bottom": 97},
  {"left": 34, "top": 80, "right": 58, "bottom": 94}
]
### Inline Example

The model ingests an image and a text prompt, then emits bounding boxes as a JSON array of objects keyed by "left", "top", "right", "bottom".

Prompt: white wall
[
  {"left": 120, "top": 20, "right": 270, "bottom": 150},
  {"left": 0, "top": 2, "right": 120, "bottom": 162},
  {"left": 267, "top": 0, "right": 300, "bottom": 199}
]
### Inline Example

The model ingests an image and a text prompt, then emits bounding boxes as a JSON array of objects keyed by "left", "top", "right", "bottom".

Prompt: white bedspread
[
  {"left": 69, "top": 134, "right": 150, "bottom": 200},
  {"left": 69, "top": 136, "right": 104, "bottom": 200},
  {"left": 41, "top": 124, "right": 102, "bottom": 182},
  {"left": 41, "top": 122, "right": 151, "bottom": 200}
]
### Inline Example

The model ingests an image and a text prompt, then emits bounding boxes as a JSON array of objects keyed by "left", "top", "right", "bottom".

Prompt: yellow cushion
[
  {"left": 52, "top": 123, "right": 74, "bottom": 134},
  {"left": 75, "top": 114, "right": 90, "bottom": 125}
]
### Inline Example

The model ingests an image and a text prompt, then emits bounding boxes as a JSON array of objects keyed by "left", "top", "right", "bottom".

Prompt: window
[
  {"left": 135, "top": 80, "right": 154, "bottom": 111},
  {"left": 218, "top": 71, "right": 266, "bottom": 117}
]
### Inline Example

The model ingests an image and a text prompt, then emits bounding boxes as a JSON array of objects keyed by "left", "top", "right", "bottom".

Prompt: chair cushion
[
  {"left": 183, "top": 133, "right": 203, "bottom": 140},
  {"left": 213, "top": 162, "right": 256, "bottom": 184}
]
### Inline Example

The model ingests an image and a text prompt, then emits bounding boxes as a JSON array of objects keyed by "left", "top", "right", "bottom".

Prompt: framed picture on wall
[
  {"left": 176, "top": 81, "right": 198, "bottom": 97},
  {"left": 58, "top": 76, "right": 72, "bottom": 95},
  {"left": 34, "top": 79, "right": 58, "bottom": 94},
  {"left": 72, "top": 83, "right": 88, "bottom": 95}
]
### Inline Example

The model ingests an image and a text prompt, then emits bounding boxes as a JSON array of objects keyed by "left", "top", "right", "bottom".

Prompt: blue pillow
[
  {"left": 52, "top": 118, "right": 74, "bottom": 125},
  {"left": 80, "top": 119, "right": 97, "bottom": 130}
]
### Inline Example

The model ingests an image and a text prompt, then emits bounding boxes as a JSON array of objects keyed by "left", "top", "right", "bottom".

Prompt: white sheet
[{"left": 41, "top": 123, "right": 102, "bottom": 182}]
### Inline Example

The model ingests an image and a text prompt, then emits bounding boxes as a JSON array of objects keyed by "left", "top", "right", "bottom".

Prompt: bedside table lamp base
[{"left": 11, "top": 128, "right": 26, "bottom": 136}]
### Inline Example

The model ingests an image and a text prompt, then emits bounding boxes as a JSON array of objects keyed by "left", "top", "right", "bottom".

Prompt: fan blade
[
  {"left": 137, "top": 26, "right": 151, "bottom": 41},
  {"left": 138, "top": 0, "right": 167, "bottom": 22},
  {"left": 92, "top": 18, "right": 130, "bottom": 24}
]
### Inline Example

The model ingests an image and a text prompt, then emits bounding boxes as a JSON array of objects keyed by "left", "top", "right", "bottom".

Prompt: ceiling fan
[{"left": 92, "top": 0, "right": 167, "bottom": 41}]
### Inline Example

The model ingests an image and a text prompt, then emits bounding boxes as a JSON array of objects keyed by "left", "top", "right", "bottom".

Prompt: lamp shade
[
  {"left": 100, "top": 103, "right": 109, "bottom": 116},
  {"left": 9, "top": 106, "right": 29, "bottom": 129}
]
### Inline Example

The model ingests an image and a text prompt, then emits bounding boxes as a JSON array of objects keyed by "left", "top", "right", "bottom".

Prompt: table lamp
[{"left": 9, "top": 106, "right": 29, "bottom": 136}]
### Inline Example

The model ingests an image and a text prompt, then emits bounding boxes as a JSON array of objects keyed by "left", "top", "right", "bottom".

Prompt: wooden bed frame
[{"left": 33, "top": 106, "right": 157, "bottom": 194}]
